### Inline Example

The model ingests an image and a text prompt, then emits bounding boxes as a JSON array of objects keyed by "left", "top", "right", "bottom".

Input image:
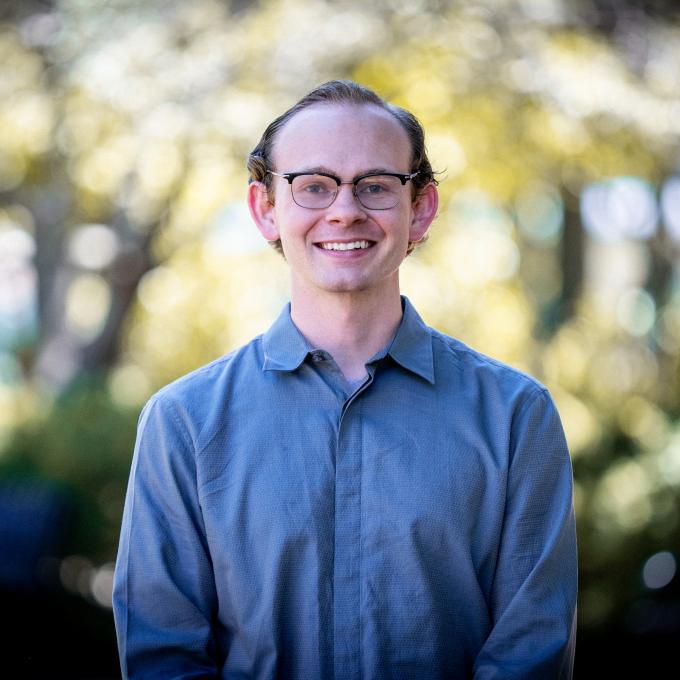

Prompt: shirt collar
[
  {"left": 262, "top": 302, "right": 312, "bottom": 372},
  {"left": 385, "top": 296, "right": 435, "bottom": 384},
  {"left": 262, "top": 296, "right": 435, "bottom": 384}
]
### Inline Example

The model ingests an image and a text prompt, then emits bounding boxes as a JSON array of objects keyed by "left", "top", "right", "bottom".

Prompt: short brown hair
[{"left": 248, "top": 80, "right": 437, "bottom": 255}]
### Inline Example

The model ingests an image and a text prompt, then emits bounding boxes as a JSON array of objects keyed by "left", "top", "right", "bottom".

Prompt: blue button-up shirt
[{"left": 113, "top": 297, "right": 577, "bottom": 679}]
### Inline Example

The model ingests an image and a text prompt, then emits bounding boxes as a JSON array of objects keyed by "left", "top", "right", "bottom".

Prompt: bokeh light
[
  {"left": 68, "top": 224, "right": 119, "bottom": 270},
  {"left": 515, "top": 181, "right": 564, "bottom": 246},
  {"left": 0, "top": 225, "right": 37, "bottom": 350},
  {"left": 65, "top": 273, "right": 112, "bottom": 339},
  {"left": 660, "top": 176, "right": 680, "bottom": 243},
  {"left": 656, "top": 432, "right": 680, "bottom": 486},
  {"left": 89, "top": 562, "right": 115, "bottom": 608},
  {"left": 593, "top": 458, "right": 654, "bottom": 533},
  {"left": 107, "top": 364, "right": 152, "bottom": 408},
  {"left": 642, "top": 551, "right": 677, "bottom": 590},
  {"left": 443, "top": 189, "right": 520, "bottom": 289},
  {"left": 616, "top": 288, "right": 656, "bottom": 337},
  {"left": 206, "top": 203, "right": 268, "bottom": 256},
  {"left": 581, "top": 177, "right": 658, "bottom": 244}
]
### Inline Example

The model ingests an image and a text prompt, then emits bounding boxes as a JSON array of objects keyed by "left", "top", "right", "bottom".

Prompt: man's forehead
[{"left": 271, "top": 103, "right": 412, "bottom": 170}]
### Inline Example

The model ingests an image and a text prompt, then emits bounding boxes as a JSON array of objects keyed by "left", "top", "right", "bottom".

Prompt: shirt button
[{"left": 312, "top": 351, "right": 324, "bottom": 362}]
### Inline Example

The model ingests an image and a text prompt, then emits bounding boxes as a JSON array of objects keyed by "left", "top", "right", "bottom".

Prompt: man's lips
[{"left": 315, "top": 240, "right": 375, "bottom": 251}]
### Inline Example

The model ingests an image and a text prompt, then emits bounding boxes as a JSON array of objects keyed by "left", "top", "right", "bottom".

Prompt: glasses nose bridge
[{"left": 332, "top": 179, "right": 362, "bottom": 208}]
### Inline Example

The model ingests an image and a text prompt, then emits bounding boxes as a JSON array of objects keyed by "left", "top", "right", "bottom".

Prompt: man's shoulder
[
  {"left": 427, "top": 326, "right": 548, "bottom": 400},
  {"left": 147, "top": 333, "right": 265, "bottom": 412},
  {"left": 130, "top": 333, "right": 271, "bottom": 454}
]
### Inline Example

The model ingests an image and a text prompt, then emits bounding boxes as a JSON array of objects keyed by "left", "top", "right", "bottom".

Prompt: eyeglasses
[{"left": 268, "top": 170, "right": 419, "bottom": 210}]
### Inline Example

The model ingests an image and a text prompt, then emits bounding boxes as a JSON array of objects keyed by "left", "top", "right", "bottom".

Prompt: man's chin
[{"left": 319, "top": 281, "right": 370, "bottom": 294}]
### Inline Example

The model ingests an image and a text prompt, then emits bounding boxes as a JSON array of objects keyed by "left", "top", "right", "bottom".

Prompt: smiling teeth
[{"left": 320, "top": 241, "right": 371, "bottom": 251}]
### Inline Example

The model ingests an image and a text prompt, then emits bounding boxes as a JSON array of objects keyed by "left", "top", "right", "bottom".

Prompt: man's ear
[
  {"left": 409, "top": 183, "right": 439, "bottom": 244},
  {"left": 248, "top": 181, "right": 280, "bottom": 242}
]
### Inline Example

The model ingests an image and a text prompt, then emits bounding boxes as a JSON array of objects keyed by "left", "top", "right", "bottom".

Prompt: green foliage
[{"left": 0, "top": 378, "right": 138, "bottom": 561}]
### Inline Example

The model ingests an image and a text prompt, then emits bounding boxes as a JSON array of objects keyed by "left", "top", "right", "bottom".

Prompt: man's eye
[
  {"left": 304, "top": 184, "right": 328, "bottom": 194},
  {"left": 363, "top": 183, "right": 387, "bottom": 194},
  {"left": 299, "top": 182, "right": 332, "bottom": 194},
  {"left": 358, "top": 181, "right": 391, "bottom": 196}
]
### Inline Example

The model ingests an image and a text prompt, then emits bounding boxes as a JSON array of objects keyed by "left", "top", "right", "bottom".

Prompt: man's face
[{"left": 250, "top": 103, "right": 435, "bottom": 300}]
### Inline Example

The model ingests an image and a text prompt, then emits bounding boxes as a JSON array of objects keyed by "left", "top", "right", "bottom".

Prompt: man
[{"left": 113, "top": 80, "right": 577, "bottom": 679}]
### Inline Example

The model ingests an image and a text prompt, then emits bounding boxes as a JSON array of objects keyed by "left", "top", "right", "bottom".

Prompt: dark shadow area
[
  {"left": 576, "top": 631, "right": 677, "bottom": 678},
  {"left": 0, "top": 478, "right": 119, "bottom": 678},
  {"left": 3, "top": 588, "right": 120, "bottom": 679}
]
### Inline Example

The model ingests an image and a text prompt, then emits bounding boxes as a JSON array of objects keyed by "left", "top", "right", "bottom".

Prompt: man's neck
[{"left": 290, "top": 286, "right": 403, "bottom": 382}]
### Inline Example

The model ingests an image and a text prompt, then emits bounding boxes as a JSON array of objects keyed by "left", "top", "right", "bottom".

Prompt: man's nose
[{"left": 326, "top": 184, "right": 366, "bottom": 222}]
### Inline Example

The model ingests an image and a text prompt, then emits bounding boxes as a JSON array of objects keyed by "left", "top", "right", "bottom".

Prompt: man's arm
[
  {"left": 113, "top": 395, "right": 219, "bottom": 680},
  {"left": 473, "top": 388, "right": 578, "bottom": 680}
]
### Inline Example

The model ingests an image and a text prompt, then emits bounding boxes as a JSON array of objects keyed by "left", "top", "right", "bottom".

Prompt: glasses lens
[
  {"left": 355, "top": 175, "right": 402, "bottom": 210},
  {"left": 291, "top": 175, "right": 338, "bottom": 209}
]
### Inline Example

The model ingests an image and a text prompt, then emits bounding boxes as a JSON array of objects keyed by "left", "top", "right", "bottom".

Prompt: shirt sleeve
[
  {"left": 473, "top": 388, "right": 578, "bottom": 680},
  {"left": 113, "top": 394, "right": 219, "bottom": 680}
]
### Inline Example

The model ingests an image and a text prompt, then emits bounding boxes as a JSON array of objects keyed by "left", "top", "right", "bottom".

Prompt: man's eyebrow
[{"left": 291, "top": 166, "right": 338, "bottom": 176}]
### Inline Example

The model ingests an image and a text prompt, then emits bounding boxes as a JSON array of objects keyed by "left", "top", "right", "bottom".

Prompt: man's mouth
[{"left": 317, "top": 240, "right": 374, "bottom": 251}]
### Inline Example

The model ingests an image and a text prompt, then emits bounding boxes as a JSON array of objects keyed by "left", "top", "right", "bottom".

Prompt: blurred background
[{"left": 1, "top": 0, "right": 679, "bottom": 677}]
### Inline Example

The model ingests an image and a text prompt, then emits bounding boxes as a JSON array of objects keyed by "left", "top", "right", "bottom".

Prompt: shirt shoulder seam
[
  {"left": 429, "top": 330, "right": 548, "bottom": 397},
  {"left": 154, "top": 337, "right": 263, "bottom": 397},
  {"left": 146, "top": 335, "right": 266, "bottom": 457}
]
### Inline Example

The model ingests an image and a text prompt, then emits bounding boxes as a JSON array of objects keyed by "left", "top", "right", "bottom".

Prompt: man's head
[
  {"left": 247, "top": 81, "right": 439, "bottom": 301},
  {"left": 247, "top": 80, "right": 437, "bottom": 256}
]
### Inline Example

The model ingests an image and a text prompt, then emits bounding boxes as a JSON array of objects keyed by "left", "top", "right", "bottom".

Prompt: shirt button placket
[{"left": 333, "top": 394, "right": 364, "bottom": 680}]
